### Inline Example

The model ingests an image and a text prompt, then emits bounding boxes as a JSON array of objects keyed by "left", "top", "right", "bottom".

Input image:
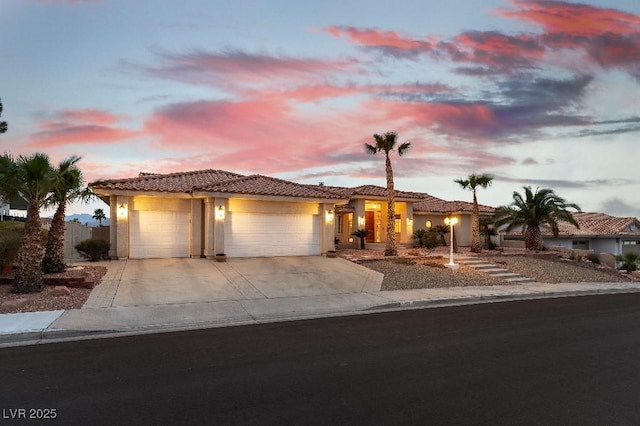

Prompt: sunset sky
[{"left": 1, "top": 0, "right": 639, "bottom": 218}]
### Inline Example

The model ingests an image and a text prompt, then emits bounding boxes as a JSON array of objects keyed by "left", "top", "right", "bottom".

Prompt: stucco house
[
  {"left": 91, "top": 170, "right": 347, "bottom": 259},
  {"left": 91, "top": 168, "right": 497, "bottom": 259},
  {"left": 412, "top": 195, "right": 496, "bottom": 247},
  {"left": 501, "top": 212, "right": 640, "bottom": 256}
]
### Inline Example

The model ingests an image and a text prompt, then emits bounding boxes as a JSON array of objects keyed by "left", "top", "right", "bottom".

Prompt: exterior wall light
[
  {"left": 426, "top": 220, "right": 432, "bottom": 229},
  {"left": 117, "top": 203, "right": 128, "bottom": 218},
  {"left": 444, "top": 216, "right": 459, "bottom": 269},
  {"left": 326, "top": 209, "right": 334, "bottom": 224},
  {"left": 215, "top": 205, "right": 225, "bottom": 221},
  {"left": 358, "top": 215, "right": 365, "bottom": 227}
]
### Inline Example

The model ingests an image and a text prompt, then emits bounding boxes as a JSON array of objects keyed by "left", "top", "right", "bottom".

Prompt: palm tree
[
  {"left": 0, "top": 98, "right": 7, "bottom": 134},
  {"left": 494, "top": 186, "right": 581, "bottom": 251},
  {"left": 454, "top": 174, "right": 494, "bottom": 253},
  {"left": 42, "top": 156, "right": 84, "bottom": 274},
  {"left": 0, "top": 153, "right": 56, "bottom": 292},
  {"left": 365, "top": 131, "right": 411, "bottom": 256},
  {"left": 93, "top": 208, "right": 106, "bottom": 226}
]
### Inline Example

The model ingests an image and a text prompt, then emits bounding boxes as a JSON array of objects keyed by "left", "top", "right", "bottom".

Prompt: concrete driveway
[{"left": 91, "top": 257, "right": 383, "bottom": 308}]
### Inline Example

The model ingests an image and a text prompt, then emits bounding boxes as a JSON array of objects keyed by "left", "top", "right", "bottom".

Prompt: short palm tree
[
  {"left": 365, "top": 131, "right": 411, "bottom": 256},
  {"left": 42, "top": 156, "right": 84, "bottom": 274},
  {"left": 93, "top": 208, "right": 107, "bottom": 226},
  {"left": 455, "top": 174, "right": 493, "bottom": 253},
  {"left": 0, "top": 153, "right": 56, "bottom": 292},
  {"left": 352, "top": 229, "right": 370, "bottom": 250},
  {"left": 494, "top": 186, "right": 581, "bottom": 251},
  {"left": 616, "top": 252, "right": 639, "bottom": 274}
]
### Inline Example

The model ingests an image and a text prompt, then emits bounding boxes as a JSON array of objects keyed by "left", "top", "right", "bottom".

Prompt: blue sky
[{"left": 1, "top": 0, "right": 639, "bottom": 218}]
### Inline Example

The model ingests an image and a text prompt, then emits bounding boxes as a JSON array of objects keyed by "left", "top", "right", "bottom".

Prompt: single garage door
[
  {"left": 225, "top": 213, "right": 320, "bottom": 257},
  {"left": 130, "top": 211, "right": 190, "bottom": 258}
]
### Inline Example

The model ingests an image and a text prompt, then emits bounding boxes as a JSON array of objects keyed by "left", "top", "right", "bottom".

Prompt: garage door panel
[
  {"left": 130, "top": 211, "right": 190, "bottom": 259},
  {"left": 225, "top": 212, "right": 320, "bottom": 257}
]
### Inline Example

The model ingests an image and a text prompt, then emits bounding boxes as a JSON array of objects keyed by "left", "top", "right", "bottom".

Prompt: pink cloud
[
  {"left": 496, "top": 0, "right": 640, "bottom": 37},
  {"left": 325, "top": 26, "right": 436, "bottom": 52},
  {"left": 147, "top": 49, "right": 361, "bottom": 88},
  {"left": 29, "top": 109, "right": 139, "bottom": 148}
]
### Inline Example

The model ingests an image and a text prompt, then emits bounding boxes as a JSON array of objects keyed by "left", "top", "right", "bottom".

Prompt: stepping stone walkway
[{"left": 456, "top": 256, "right": 537, "bottom": 284}]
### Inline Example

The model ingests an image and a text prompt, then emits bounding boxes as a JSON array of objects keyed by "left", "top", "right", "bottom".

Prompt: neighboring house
[
  {"left": 501, "top": 212, "right": 640, "bottom": 256},
  {"left": 0, "top": 196, "right": 9, "bottom": 217},
  {"left": 91, "top": 170, "right": 347, "bottom": 259},
  {"left": 413, "top": 195, "right": 495, "bottom": 247}
]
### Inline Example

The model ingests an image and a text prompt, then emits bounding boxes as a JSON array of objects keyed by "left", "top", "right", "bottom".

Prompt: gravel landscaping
[
  {"left": 342, "top": 246, "right": 634, "bottom": 290},
  {"left": 0, "top": 265, "right": 107, "bottom": 314}
]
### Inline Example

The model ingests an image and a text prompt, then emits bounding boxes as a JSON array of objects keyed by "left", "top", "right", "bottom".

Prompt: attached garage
[
  {"left": 130, "top": 210, "right": 190, "bottom": 259},
  {"left": 225, "top": 212, "right": 321, "bottom": 257}
]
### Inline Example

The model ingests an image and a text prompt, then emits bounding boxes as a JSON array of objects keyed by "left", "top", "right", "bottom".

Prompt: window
[
  {"left": 623, "top": 240, "right": 640, "bottom": 245},
  {"left": 394, "top": 214, "right": 401, "bottom": 233},
  {"left": 337, "top": 214, "right": 343, "bottom": 234}
]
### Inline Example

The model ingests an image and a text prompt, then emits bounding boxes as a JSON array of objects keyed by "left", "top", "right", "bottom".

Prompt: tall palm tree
[
  {"left": 42, "top": 156, "right": 84, "bottom": 274},
  {"left": 494, "top": 186, "right": 581, "bottom": 251},
  {"left": 365, "top": 131, "right": 411, "bottom": 256},
  {"left": 93, "top": 208, "right": 106, "bottom": 226},
  {"left": 0, "top": 153, "right": 56, "bottom": 292},
  {"left": 455, "top": 174, "right": 494, "bottom": 253}
]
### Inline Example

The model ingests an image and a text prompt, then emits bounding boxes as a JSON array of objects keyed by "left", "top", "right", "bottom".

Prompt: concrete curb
[{"left": 3, "top": 287, "right": 640, "bottom": 347}]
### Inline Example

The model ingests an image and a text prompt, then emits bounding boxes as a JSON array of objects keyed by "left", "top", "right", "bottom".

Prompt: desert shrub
[
  {"left": 421, "top": 230, "right": 441, "bottom": 249},
  {"left": 0, "top": 222, "right": 24, "bottom": 272},
  {"left": 587, "top": 253, "right": 600, "bottom": 264},
  {"left": 616, "top": 253, "right": 639, "bottom": 273},
  {"left": 412, "top": 229, "right": 428, "bottom": 247},
  {"left": 75, "top": 238, "right": 110, "bottom": 261}
]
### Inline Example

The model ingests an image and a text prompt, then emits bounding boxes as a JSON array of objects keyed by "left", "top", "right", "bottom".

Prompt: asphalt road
[{"left": 2, "top": 294, "right": 640, "bottom": 425}]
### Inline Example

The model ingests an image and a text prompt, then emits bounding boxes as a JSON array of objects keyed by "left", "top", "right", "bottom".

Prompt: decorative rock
[
  {"left": 51, "top": 286, "right": 71, "bottom": 296},
  {"left": 2, "top": 298, "right": 29, "bottom": 309}
]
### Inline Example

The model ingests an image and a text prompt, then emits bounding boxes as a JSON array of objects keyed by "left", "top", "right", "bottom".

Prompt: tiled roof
[
  {"left": 542, "top": 212, "right": 640, "bottom": 236},
  {"left": 317, "top": 184, "right": 426, "bottom": 200},
  {"left": 196, "top": 175, "right": 345, "bottom": 199},
  {"left": 91, "top": 169, "right": 243, "bottom": 193},
  {"left": 413, "top": 195, "right": 495, "bottom": 214}
]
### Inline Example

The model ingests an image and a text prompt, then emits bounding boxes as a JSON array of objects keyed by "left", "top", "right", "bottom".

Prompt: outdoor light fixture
[
  {"left": 117, "top": 203, "right": 127, "bottom": 218},
  {"left": 358, "top": 215, "right": 365, "bottom": 227},
  {"left": 444, "top": 216, "right": 459, "bottom": 269},
  {"left": 215, "top": 204, "right": 225, "bottom": 220},
  {"left": 426, "top": 220, "right": 432, "bottom": 229},
  {"left": 326, "top": 209, "right": 334, "bottom": 224}
]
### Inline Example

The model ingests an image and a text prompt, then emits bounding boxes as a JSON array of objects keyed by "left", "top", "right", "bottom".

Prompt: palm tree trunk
[
  {"left": 43, "top": 196, "right": 67, "bottom": 273},
  {"left": 384, "top": 153, "right": 397, "bottom": 256},
  {"left": 13, "top": 201, "right": 45, "bottom": 293},
  {"left": 471, "top": 192, "right": 481, "bottom": 253},
  {"left": 524, "top": 226, "right": 543, "bottom": 251}
]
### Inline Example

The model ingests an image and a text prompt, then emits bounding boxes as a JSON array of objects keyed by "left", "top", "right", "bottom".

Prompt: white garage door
[
  {"left": 130, "top": 211, "right": 190, "bottom": 258},
  {"left": 225, "top": 213, "right": 320, "bottom": 257}
]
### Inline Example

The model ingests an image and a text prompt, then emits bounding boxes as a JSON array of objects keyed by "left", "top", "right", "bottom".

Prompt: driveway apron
[{"left": 108, "top": 257, "right": 383, "bottom": 307}]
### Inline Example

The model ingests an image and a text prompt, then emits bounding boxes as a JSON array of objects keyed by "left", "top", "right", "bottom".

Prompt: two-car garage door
[
  {"left": 225, "top": 213, "right": 321, "bottom": 257},
  {"left": 129, "top": 210, "right": 321, "bottom": 258}
]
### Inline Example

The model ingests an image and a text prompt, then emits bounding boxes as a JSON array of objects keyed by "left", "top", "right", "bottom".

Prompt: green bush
[
  {"left": 616, "top": 253, "right": 639, "bottom": 273},
  {"left": 0, "top": 222, "right": 24, "bottom": 273},
  {"left": 587, "top": 253, "right": 600, "bottom": 264},
  {"left": 75, "top": 238, "right": 110, "bottom": 261},
  {"left": 421, "top": 230, "right": 442, "bottom": 249},
  {"left": 412, "top": 229, "right": 428, "bottom": 247}
]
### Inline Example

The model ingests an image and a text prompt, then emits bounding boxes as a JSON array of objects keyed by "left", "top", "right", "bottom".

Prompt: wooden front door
[{"left": 365, "top": 211, "right": 375, "bottom": 242}]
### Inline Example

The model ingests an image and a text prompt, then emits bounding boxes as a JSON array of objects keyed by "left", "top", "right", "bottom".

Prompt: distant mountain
[{"left": 64, "top": 213, "right": 110, "bottom": 227}]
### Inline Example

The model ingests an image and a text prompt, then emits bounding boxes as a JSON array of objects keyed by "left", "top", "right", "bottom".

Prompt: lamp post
[{"left": 444, "top": 216, "right": 458, "bottom": 269}]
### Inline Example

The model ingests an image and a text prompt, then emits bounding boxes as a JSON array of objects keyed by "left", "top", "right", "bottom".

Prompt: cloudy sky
[{"left": 1, "top": 0, "right": 639, "bottom": 217}]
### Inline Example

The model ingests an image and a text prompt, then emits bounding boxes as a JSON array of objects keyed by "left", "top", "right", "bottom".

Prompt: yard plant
[{"left": 75, "top": 238, "right": 110, "bottom": 261}]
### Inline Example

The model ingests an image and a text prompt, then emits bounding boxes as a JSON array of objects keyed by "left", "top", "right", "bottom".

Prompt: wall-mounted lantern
[
  {"left": 215, "top": 204, "right": 225, "bottom": 221},
  {"left": 326, "top": 209, "right": 334, "bottom": 224},
  {"left": 426, "top": 220, "right": 432, "bottom": 229},
  {"left": 358, "top": 215, "right": 365, "bottom": 227},
  {"left": 117, "top": 203, "right": 128, "bottom": 218}
]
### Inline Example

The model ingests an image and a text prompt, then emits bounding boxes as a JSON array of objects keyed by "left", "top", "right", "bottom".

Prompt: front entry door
[{"left": 365, "top": 211, "right": 375, "bottom": 242}]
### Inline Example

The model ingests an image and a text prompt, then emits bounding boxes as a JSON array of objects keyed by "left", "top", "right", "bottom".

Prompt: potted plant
[
  {"left": 215, "top": 253, "right": 227, "bottom": 262},
  {"left": 326, "top": 250, "right": 337, "bottom": 258}
]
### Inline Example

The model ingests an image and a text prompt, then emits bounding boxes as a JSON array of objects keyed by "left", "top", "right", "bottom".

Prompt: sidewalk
[{"left": 3, "top": 280, "right": 640, "bottom": 347}]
